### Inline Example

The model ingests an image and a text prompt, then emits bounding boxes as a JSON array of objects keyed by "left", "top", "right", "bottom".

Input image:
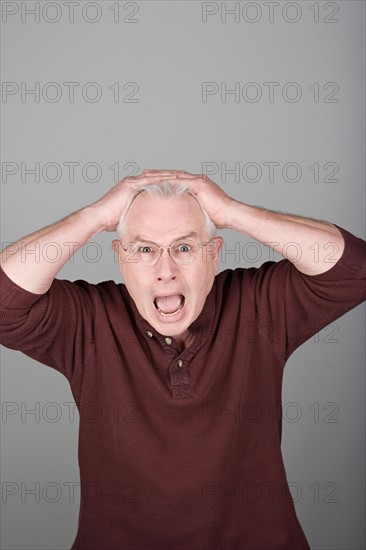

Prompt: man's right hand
[{"left": 91, "top": 172, "right": 177, "bottom": 232}]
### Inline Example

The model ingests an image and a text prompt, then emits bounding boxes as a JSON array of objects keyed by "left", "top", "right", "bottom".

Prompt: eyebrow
[{"left": 131, "top": 231, "right": 199, "bottom": 244}]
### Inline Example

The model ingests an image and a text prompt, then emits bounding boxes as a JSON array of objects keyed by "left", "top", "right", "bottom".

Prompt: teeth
[
  {"left": 157, "top": 302, "right": 183, "bottom": 317},
  {"left": 155, "top": 296, "right": 185, "bottom": 317}
]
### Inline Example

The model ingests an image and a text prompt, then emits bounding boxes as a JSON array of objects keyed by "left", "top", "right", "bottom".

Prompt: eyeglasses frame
[{"left": 119, "top": 237, "right": 217, "bottom": 265}]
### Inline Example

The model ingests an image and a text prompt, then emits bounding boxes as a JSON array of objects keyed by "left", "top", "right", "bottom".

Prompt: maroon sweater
[{"left": 1, "top": 224, "right": 365, "bottom": 549}]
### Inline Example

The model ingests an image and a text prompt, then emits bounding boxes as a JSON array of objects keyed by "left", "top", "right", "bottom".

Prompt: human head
[{"left": 112, "top": 181, "right": 223, "bottom": 344}]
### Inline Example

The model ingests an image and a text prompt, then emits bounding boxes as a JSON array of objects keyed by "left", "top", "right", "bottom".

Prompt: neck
[{"left": 175, "top": 330, "right": 195, "bottom": 351}]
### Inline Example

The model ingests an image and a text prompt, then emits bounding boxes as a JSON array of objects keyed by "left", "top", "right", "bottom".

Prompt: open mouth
[{"left": 153, "top": 294, "right": 185, "bottom": 318}]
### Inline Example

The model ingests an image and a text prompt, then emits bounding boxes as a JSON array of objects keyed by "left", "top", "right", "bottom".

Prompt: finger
[
  {"left": 143, "top": 172, "right": 199, "bottom": 181},
  {"left": 151, "top": 170, "right": 203, "bottom": 179},
  {"left": 125, "top": 174, "right": 176, "bottom": 182},
  {"left": 144, "top": 174, "right": 178, "bottom": 180},
  {"left": 142, "top": 169, "right": 185, "bottom": 175},
  {"left": 142, "top": 169, "right": 177, "bottom": 173}
]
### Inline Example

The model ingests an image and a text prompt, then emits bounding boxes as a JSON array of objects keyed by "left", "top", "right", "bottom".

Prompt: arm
[
  {"left": 0, "top": 172, "right": 175, "bottom": 293},
  {"left": 222, "top": 201, "right": 345, "bottom": 276},
  {"left": 142, "top": 169, "right": 345, "bottom": 275},
  {"left": 0, "top": 171, "right": 177, "bottom": 379},
  {"left": 0, "top": 207, "right": 103, "bottom": 294}
]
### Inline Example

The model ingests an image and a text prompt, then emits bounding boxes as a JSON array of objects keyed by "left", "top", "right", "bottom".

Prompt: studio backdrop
[{"left": 1, "top": 1, "right": 365, "bottom": 549}]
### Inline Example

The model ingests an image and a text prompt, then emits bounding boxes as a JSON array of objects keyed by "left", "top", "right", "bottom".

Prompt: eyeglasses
[{"left": 121, "top": 238, "right": 215, "bottom": 266}]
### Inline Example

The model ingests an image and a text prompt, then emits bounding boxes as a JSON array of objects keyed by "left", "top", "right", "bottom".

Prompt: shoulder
[{"left": 214, "top": 261, "right": 291, "bottom": 290}]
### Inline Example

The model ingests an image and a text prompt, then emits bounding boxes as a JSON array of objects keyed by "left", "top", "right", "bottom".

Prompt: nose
[{"left": 155, "top": 249, "right": 178, "bottom": 281}]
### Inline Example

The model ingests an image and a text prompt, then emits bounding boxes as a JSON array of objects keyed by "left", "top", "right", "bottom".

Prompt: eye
[
  {"left": 139, "top": 245, "right": 154, "bottom": 254},
  {"left": 177, "top": 243, "right": 192, "bottom": 253},
  {"left": 174, "top": 241, "right": 197, "bottom": 255}
]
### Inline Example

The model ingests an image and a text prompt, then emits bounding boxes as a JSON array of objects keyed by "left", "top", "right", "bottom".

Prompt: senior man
[{"left": 0, "top": 169, "right": 365, "bottom": 549}]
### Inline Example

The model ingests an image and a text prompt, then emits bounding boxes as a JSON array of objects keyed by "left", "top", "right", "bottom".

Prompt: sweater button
[
  {"left": 146, "top": 331, "right": 153, "bottom": 338},
  {"left": 165, "top": 337, "right": 172, "bottom": 345},
  {"left": 177, "top": 360, "right": 183, "bottom": 368}
]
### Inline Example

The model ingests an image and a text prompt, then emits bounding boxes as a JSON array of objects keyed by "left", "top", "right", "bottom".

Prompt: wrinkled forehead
[{"left": 124, "top": 192, "right": 207, "bottom": 240}]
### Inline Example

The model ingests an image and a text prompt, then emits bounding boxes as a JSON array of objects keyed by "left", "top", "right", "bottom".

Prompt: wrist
[
  {"left": 222, "top": 199, "right": 252, "bottom": 231},
  {"left": 81, "top": 204, "right": 110, "bottom": 234}
]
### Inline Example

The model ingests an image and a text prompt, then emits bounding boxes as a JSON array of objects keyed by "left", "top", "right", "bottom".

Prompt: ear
[
  {"left": 112, "top": 239, "right": 123, "bottom": 263},
  {"left": 212, "top": 236, "right": 224, "bottom": 272}
]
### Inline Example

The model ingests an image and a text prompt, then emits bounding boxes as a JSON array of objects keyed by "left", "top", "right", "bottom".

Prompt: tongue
[{"left": 155, "top": 294, "right": 182, "bottom": 314}]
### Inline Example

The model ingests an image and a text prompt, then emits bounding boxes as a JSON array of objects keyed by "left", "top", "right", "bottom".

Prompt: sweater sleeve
[
  {"left": 245, "top": 224, "right": 366, "bottom": 363},
  {"left": 0, "top": 267, "right": 101, "bottom": 383}
]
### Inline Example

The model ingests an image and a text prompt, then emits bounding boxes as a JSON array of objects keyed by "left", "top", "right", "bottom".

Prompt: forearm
[
  {"left": 225, "top": 200, "right": 345, "bottom": 275},
  {"left": 0, "top": 204, "right": 105, "bottom": 293}
]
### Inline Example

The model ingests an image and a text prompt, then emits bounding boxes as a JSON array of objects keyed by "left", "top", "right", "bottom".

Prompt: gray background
[{"left": 1, "top": 1, "right": 365, "bottom": 548}]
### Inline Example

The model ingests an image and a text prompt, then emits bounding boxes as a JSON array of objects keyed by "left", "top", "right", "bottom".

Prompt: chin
[{"left": 152, "top": 318, "right": 190, "bottom": 336}]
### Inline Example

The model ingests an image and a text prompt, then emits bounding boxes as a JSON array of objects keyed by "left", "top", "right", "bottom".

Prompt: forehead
[{"left": 125, "top": 192, "right": 207, "bottom": 240}]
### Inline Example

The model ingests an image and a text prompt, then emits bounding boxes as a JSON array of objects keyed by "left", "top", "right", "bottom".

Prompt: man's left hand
[{"left": 142, "top": 169, "right": 234, "bottom": 228}]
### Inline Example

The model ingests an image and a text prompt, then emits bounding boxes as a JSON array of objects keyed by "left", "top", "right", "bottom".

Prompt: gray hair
[{"left": 116, "top": 180, "right": 217, "bottom": 240}]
